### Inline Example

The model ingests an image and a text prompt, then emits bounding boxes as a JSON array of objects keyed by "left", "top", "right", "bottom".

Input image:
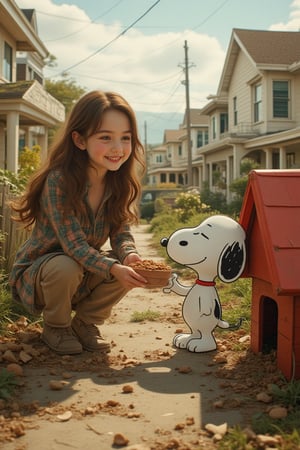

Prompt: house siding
[
  {"left": 146, "top": 29, "right": 300, "bottom": 199},
  {"left": 228, "top": 51, "right": 257, "bottom": 131}
]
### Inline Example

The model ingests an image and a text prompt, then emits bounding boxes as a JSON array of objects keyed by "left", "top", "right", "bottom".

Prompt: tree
[
  {"left": 229, "top": 158, "right": 260, "bottom": 214},
  {"left": 44, "top": 77, "right": 86, "bottom": 144},
  {"left": 45, "top": 77, "right": 86, "bottom": 115}
]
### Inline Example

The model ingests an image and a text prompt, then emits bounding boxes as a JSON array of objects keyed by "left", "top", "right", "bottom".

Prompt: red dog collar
[{"left": 195, "top": 279, "right": 216, "bottom": 287}]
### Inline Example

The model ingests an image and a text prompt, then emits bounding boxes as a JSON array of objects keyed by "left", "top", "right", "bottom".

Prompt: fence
[{"left": 0, "top": 184, "right": 29, "bottom": 273}]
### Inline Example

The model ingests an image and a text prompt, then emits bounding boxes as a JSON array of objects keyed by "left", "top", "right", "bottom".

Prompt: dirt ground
[{"left": 0, "top": 225, "right": 283, "bottom": 450}]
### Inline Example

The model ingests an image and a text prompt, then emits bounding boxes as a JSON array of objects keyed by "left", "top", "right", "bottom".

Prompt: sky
[{"left": 16, "top": 0, "right": 300, "bottom": 143}]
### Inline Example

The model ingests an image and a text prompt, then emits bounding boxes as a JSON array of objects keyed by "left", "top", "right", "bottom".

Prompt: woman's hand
[
  {"left": 122, "top": 253, "right": 142, "bottom": 266},
  {"left": 110, "top": 258, "right": 147, "bottom": 290}
]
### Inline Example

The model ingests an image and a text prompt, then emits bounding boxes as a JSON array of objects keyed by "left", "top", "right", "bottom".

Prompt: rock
[
  {"left": 3, "top": 350, "right": 18, "bottom": 363},
  {"left": 238, "top": 334, "right": 250, "bottom": 343},
  {"left": 213, "top": 400, "right": 224, "bottom": 408},
  {"left": 6, "top": 363, "right": 24, "bottom": 377},
  {"left": 56, "top": 411, "right": 72, "bottom": 422},
  {"left": 113, "top": 433, "right": 129, "bottom": 446},
  {"left": 205, "top": 422, "right": 228, "bottom": 437},
  {"left": 256, "top": 434, "right": 281, "bottom": 446},
  {"left": 177, "top": 366, "right": 192, "bottom": 374},
  {"left": 122, "top": 384, "right": 134, "bottom": 393},
  {"left": 49, "top": 380, "right": 65, "bottom": 391},
  {"left": 256, "top": 392, "right": 272, "bottom": 403},
  {"left": 268, "top": 406, "right": 288, "bottom": 419},
  {"left": 19, "top": 351, "right": 32, "bottom": 363}
]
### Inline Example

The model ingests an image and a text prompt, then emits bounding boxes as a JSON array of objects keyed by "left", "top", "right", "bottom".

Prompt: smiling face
[{"left": 72, "top": 109, "right": 132, "bottom": 176}]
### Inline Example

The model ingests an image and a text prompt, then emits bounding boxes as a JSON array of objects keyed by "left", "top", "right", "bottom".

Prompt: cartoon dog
[{"left": 161, "top": 215, "right": 246, "bottom": 353}]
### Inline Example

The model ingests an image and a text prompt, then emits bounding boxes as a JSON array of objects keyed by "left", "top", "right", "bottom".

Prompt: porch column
[
  {"left": 226, "top": 156, "right": 232, "bottom": 202},
  {"left": 208, "top": 162, "right": 213, "bottom": 191},
  {"left": 264, "top": 148, "right": 272, "bottom": 169},
  {"left": 232, "top": 144, "right": 243, "bottom": 178},
  {"left": 6, "top": 112, "right": 19, "bottom": 173},
  {"left": 279, "top": 146, "right": 286, "bottom": 169},
  {"left": 0, "top": 127, "right": 5, "bottom": 168},
  {"left": 202, "top": 156, "right": 207, "bottom": 183},
  {"left": 40, "top": 128, "right": 48, "bottom": 164}
]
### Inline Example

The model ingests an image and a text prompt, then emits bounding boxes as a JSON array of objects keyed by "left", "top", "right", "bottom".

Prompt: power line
[
  {"left": 43, "top": 0, "right": 124, "bottom": 42},
  {"left": 56, "top": 0, "right": 161, "bottom": 76}
]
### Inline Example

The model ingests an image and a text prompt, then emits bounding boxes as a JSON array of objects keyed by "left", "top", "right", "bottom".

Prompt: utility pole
[{"left": 180, "top": 40, "right": 194, "bottom": 187}]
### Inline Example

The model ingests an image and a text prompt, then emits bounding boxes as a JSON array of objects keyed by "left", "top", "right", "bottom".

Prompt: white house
[
  {"left": 147, "top": 29, "right": 300, "bottom": 202},
  {"left": 0, "top": 0, "right": 65, "bottom": 172}
]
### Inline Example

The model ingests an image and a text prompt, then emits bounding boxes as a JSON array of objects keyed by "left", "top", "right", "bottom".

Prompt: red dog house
[{"left": 239, "top": 169, "right": 300, "bottom": 380}]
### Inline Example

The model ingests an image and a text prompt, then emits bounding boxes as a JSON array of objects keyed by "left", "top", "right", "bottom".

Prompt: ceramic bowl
[{"left": 130, "top": 260, "right": 172, "bottom": 289}]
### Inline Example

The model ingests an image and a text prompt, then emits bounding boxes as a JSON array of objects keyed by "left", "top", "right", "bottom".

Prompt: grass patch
[
  {"left": 0, "top": 285, "right": 38, "bottom": 335},
  {"left": 0, "top": 368, "right": 19, "bottom": 400},
  {"left": 130, "top": 309, "right": 161, "bottom": 322},
  {"left": 215, "top": 277, "right": 252, "bottom": 334}
]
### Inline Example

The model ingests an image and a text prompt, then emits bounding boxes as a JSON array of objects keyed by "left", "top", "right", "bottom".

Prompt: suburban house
[
  {"left": 147, "top": 29, "right": 300, "bottom": 202},
  {"left": 147, "top": 109, "right": 209, "bottom": 186},
  {"left": 0, "top": 0, "right": 65, "bottom": 172}
]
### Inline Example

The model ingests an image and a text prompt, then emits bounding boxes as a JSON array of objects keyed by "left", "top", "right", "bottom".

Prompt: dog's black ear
[{"left": 218, "top": 241, "right": 246, "bottom": 282}]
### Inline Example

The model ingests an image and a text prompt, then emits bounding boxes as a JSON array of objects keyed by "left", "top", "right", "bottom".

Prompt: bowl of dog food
[{"left": 130, "top": 259, "right": 172, "bottom": 288}]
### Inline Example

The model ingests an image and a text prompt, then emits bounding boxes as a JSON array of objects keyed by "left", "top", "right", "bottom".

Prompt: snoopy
[{"left": 161, "top": 215, "right": 246, "bottom": 353}]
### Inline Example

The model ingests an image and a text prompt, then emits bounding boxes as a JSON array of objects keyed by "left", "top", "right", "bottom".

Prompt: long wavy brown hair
[{"left": 11, "top": 90, "right": 145, "bottom": 229}]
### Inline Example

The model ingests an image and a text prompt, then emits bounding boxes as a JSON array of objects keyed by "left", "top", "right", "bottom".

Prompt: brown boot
[
  {"left": 41, "top": 324, "right": 83, "bottom": 355},
  {"left": 71, "top": 316, "right": 111, "bottom": 352}
]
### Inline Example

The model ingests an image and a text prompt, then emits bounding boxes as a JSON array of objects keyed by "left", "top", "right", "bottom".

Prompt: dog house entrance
[{"left": 261, "top": 297, "right": 278, "bottom": 353}]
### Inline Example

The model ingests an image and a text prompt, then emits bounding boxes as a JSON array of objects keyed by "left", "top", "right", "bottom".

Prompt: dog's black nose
[
  {"left": 160, "top": 237, "right": 168, "bottom": 247},
  {"left": 179, "top": 240, "right": 188, "bottom": 246}
]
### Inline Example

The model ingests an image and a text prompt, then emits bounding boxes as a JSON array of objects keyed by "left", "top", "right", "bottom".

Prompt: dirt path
[{"left": 1, "top": 225, "right": 278, "bottom": 450}]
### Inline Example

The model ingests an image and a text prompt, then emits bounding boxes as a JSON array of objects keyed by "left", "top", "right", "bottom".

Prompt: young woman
[{"left": 9, "top": 90, "right": 147, "bottom": 355}]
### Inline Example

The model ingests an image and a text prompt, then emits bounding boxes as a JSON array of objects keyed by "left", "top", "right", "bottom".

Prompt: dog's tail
[{"left": 218, "top": 317, "right": 245, "bottom": 330}]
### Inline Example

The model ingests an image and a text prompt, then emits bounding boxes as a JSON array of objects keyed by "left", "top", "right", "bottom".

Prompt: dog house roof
[{"left": 239, "top": 169, "right": 300, "bottom": 295}]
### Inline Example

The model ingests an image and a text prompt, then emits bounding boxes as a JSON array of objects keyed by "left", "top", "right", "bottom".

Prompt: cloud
[
  {"left": 16, "top": 0, "right": 300, "bottom": 123},
  {"left": 16, "top": 0, "right": 225, "bottom": 114},
  {"left": 269, "top": 0, "right": 300, "bottom": 31}
]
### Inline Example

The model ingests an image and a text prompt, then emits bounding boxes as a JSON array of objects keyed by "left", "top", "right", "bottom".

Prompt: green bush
[{"left": 140, "top": 201, "right": 155, "bottom": 221}]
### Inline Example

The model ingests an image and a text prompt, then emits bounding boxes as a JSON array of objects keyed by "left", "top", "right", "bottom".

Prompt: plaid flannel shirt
[{"left": 9, "top": 170, "right": 138, "bottom": 314}]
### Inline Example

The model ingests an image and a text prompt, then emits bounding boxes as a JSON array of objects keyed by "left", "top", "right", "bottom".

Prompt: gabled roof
[
  {"left": 217, "top": 28, "right": 300, "bottom": 96},
  {"left": 181, "top": 108, "right": 209, "bottom": 127},
  {"left": 21, "top": 9, "right": 38, "bottom": 33},
  {"left": 234, "top": 29, "right": 300, "bottom": 65},
  {"left": 239, "top": 170, "right": 300, "bottom": 294},
  {"left": 163, "top": 129, "right": 184, "bottom": 144}
]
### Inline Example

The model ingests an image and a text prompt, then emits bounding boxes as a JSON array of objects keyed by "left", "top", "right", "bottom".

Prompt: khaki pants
[{"left": 35, "top": 254, "right": 128, "bottom": 328}]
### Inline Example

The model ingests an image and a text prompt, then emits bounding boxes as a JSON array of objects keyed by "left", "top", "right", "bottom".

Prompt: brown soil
[{"left": 0, "top": 225, "right": 285, "bottom": 450}]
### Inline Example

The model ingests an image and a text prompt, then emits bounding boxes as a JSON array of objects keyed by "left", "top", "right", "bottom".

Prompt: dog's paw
[
  {"left": 186, "top": 338, "right": 217, "bottom": 353},
  {"left": 173, "top": 333, "right": 191, "bottom": 349},
  {"left": 163, "top": 273, "right": 178, "bottom": 293}
]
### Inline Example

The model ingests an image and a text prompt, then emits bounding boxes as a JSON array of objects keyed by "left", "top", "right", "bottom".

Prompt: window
[
  {"left": 3, "top": 42, "right": 13, "bottom": 81},
  {"left": 155, "top": 154, "right": 163, "bottom": 163},
  {"left": 273, "top": 80, "right": 289, "bottom": 118},
  {"left": 204, "top": 130, "right": 208, "bottom": 145},
  {"left": 197, "top": 131, "right": 203, "bottom": 148},
  {"left": 233, "top": 97, "right": 238, "bottom": 125},
  {"left": 197, "top": 130, "right": 209, "bottom": 147},
  {"left": 254, "top": 84, "right": 262, "bottom": 122},
  {"left": 178, "top": 145, "right": 182, "bottom": 156},
  {"left": 220, "top": 113, "right": 228, "bottom": 133}
]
